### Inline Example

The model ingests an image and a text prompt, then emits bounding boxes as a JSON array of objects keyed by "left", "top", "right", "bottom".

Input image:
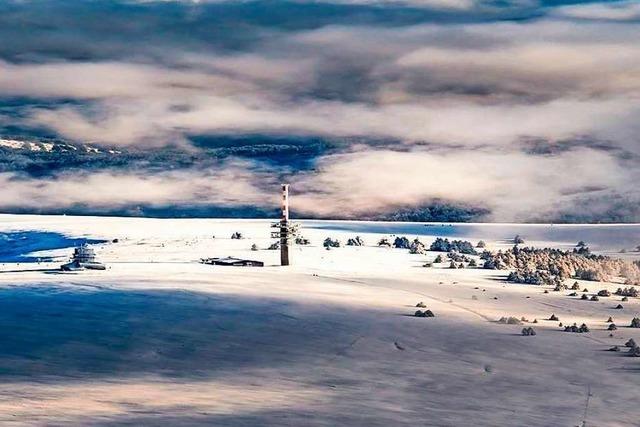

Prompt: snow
[
  {"left": 0, "top": 138, "right": 25, "bottom": 149},
  {"left": 0, "top": 139, "right": 53, "bottom": 152},
  {"left": 0, "top": 214, "right": 638, "bottom": 426},
  {"left": 0, "top": 139, "right": 114, "bottom": 154}
]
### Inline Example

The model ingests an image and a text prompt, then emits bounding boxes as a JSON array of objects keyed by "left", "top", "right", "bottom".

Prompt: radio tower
[
  {"left": 280, "top": 184, "right": 290, "bottom": 266},
  {"left": 271, "top": 184, "right": 298, "bottom": 266}
]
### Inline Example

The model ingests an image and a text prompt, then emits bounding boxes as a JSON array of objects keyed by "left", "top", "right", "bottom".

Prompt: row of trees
[
  {"left": 429, "top": 237, "right": 477, "bottom": 255},
  {"left": 486, "top": 245, "right": 640, "bottom": 285}
]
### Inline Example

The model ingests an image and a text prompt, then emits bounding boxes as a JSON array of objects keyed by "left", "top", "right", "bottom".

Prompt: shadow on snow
[
  {"left": 0, "top": 285, "right": 354, "bottom": 381},
  {"left": 0, "top": 231, "right": 105, "bottom": 263}
]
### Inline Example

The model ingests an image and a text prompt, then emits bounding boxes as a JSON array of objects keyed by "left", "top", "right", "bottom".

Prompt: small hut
[
  {"left": 61, "top": 244, "right": 106, "bottom": 271},
  {"left": 200, "top": 257, "right": 264, "bottom": 267}
]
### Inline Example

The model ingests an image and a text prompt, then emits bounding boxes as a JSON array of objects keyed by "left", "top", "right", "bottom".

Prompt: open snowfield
[{"left": 0, "top": 214, "right": 639, "bottom": 426}]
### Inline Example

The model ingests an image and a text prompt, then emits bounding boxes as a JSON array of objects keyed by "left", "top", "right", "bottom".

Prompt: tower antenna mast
[
  {"left": 280, "top": 184, "right": 290, "bottom": 266},
  {"left": 271, "top": 184, "right": 298, "bottom": 266}
]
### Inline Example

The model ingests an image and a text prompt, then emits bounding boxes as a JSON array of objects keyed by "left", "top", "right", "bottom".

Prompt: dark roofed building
[{"left": 201, "top": 257, "right": 264, "bottom": 267}]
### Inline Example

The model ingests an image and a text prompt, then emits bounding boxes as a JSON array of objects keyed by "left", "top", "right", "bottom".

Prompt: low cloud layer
[
  {"left": 0, "top": 0, "right": 639, "bottom": 221},
  {"left": 0, "top": 161, "right": 276, "bottom": 211},
  {"left": 294, "top": 147, "right": 638, "bottom": 221},
  {"left": 552, "top": 1, "right": 640, "bottom": 21},
  {"left": 2, "top": 146, "right": 637, "bottom": 222}
]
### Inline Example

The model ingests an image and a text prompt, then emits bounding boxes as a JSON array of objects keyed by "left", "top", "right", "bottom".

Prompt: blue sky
[{"left": 0, "top": 0, "right": 639, "bottom": 221}]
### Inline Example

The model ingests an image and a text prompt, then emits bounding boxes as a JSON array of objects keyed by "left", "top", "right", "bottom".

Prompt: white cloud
[
  {"left": 293, "top": 147, "right": 634, "bottom": 221},
  {"left": 2, "top": 146, "right": 634, "bottom": 222},
  {"left": 0, "top": 18, "right": 635, "bottom": 149},
  {"left": 25, "top": 94, "right": 640, "bottom": 152},
  {"left": 552, "top": 1, "right": 640, "bottom": 22},
  {"left": 0, "top": 161, "right": 276, "bottom": 210}
]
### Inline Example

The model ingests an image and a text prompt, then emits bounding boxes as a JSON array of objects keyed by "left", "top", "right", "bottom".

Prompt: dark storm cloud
[
  {"left": 0, "top": 0, "right": 622, "bottom": 63},
  {"left": 0, "top": 0, "right": 525, "bottom": 63}
]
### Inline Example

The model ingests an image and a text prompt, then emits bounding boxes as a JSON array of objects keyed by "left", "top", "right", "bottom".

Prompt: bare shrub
[
  {"left": 295, "top": 236, "right": 311, "bottom": 245},
  {"left": 615, "top": 287, "right": 638, "bottom": 297},
  {"left": 521, "top": 327, "right": 536, "bottom": 336},
  {"left": 347, "top": 236, "right": 365, "bottom": 246},
  {"left": 394, "top": 237, "right": 411, "bottom": 249},
  {"left": 414, "top": 309, "right": 435, "bottom": 318},
  {"left": 564, "top": 323, "right": 589, "bottom": 333},
  {"left": 498, "top": 316, "right": 522, "bottom": 325},
  {"left": 377, "top": 238, "right": 391, "bottom": 247},
  {"left": 323, "top": 237, "right": 341, "bottom": 248},
  {"left": 409, "top": 238, "right": 426, "bottom": 254}
]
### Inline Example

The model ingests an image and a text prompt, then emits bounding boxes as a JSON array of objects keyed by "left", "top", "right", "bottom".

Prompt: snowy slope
[{"left": 0, "top": 214, "right": 638, "bottom": 426}]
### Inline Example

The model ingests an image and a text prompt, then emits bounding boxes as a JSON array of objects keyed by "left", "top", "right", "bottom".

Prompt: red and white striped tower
[{"left": 280, "top": 184, "right": 290, "bottom": 266}]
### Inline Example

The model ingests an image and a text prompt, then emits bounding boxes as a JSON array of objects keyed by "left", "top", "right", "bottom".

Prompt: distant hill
[{"left": 0, "top": 134, "right": 332, "bottom": 177}]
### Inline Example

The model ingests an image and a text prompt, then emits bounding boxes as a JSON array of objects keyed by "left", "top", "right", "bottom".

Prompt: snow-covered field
[{"left": 0, "top": 214, "right": 639, "bottom": 426}]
